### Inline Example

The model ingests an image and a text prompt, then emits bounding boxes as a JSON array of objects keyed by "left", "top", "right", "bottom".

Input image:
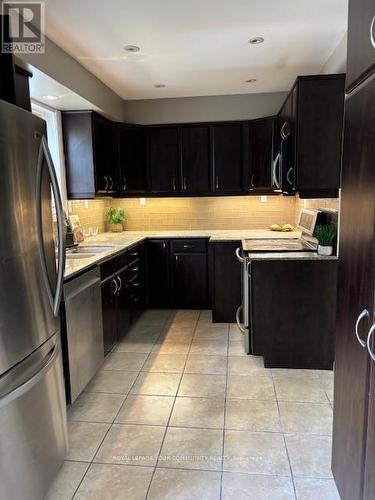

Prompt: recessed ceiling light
[
  {"left": 248, "top": 37, "right": 264, "bottom": 44},
  {"left": 245, "top": 79, "right": 257, "bottom": 83},
  {"left": 124, "top": 44, "right": 140, "bottom": 53},
  {"left": 43, "top": 95, "right": 58, "bottom": 100},
  {"left": 154, "top": 84, "right": 166, "bottom": 88}
]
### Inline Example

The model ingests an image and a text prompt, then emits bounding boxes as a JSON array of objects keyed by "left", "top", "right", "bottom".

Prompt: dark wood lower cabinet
[
  {"left": 332, "top": 68, "right": 375, "bottom": 500},
  {"left": 251, "top": 259, "right": 337, "bottom": 369},
  {"left": 210, "top": 241, "right": 241, "bottom": 322},
  {"left": 101, "top": 277, "right": 118, "bottom": 355},
  {"left": 147, "top": 239, "right": 171, "bottom": 308},
  {"left": 172, "top": 252, "right": 208, "bottom": 308},
  {"left": 101, "top": 242, "right": 145, "bottom": 355}
]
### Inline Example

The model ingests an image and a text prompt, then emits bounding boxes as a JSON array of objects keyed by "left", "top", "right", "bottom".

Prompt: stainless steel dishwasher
[{"left": 63, "top": 267, "right": 104, "bottom": 403}]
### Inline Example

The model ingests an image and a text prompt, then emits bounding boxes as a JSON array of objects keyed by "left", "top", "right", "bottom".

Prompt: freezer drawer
[
  {"left": 63, "top": 267, "right": 104, "bottom": 403},
  {"left": 0, "top": 334, "right": 67, "bottom": 500}
]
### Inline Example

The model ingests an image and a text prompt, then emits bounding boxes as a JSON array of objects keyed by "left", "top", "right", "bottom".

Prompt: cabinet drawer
[
  {"left": 100, "top": 250, "right": 128, "bottom": 280},
  {"left": 170, "top": 238, "right": 208, "bottom": 253}
]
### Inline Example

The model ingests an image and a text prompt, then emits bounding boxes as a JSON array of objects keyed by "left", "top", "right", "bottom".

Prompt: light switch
[{"left": 260, "top": 196, "right": 268, "bottom": 203}]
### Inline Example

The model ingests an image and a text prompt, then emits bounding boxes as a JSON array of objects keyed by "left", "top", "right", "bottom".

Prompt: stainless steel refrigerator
[{"left": 0, "top": 99, "right": 67, "bottom": 499}]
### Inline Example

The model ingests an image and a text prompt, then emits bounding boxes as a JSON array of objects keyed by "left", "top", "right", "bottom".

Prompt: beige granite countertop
[{"left": 64, "top": 229, "right": 302, "bottom": 280}]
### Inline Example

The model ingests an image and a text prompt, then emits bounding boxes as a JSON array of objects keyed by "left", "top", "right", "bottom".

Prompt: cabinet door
[
  {"left": 172, "top": 253, "right": 208, "bottom": 308},
  {"left": 180, "top": 126, "right": 210, "bottom": 193},
  {"left": 248, "top": 118, "right": 275, "bottom": 191},
  {"left": 296, "top": 77, "right": 345, "bottom": 193},
  {"left": 332, "top": 78, "right": 375, "bottom": 500},
  {"left": 212, "top": 123, "right": 245, "bottom": 192},
  {"left": 278, "top": 88, "right": 296, "bottom": 194},
  {"left": 101, "top": 277, "right": 118, "bottom": 356},
  {"left": 92, "top": 113, "right": 117, "bottom": 194},
  {"left": 117, "top": 125, "right": 147, "bottom": 194},
  {"left": 117, "top": 268, "right": 131, "bottom": 341},
  {"left": 149, "top": 127, "right": 179, "bottom": 193},
  {"left": 147, "top": 240, "right": 171, "bottom": 307},
  {"left": 365, "top": 359, "right": 375, "bottom": 500},
  {"left": 346, "top": 0, "right": 375, "bottom": 91},
  {"left": 210, "top": 241, "right": 241, "bottom": 323}
]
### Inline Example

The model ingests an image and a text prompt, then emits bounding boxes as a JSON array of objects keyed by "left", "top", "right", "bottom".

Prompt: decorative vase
[
  {"left": 318, "top": 245, "right": 333, "bottom": 256},
  {"left": 110, "top": 223, "right": 123, "bottom": 233}
]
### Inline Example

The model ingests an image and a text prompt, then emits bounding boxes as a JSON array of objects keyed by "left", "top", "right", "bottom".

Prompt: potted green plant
[
  {"left": 107, "top": 207, "right": 126, "bottom": 232},
  {"left": 314, "top": 224, "right": 336, "bottom": 256}
]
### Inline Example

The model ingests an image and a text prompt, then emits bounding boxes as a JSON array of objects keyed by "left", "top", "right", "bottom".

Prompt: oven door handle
[{"left": 236, "top": 305, "right": 246, "bottom": 334}]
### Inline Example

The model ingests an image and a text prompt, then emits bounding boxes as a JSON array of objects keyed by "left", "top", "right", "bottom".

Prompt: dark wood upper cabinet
[
  {"left": 180, "top": 125, "right": 211, "bottom": 194},
  {"left": 149, "top": 127, "right": 179, "bottom": 193},
  {"left": 116, "top": 124, "right": 147, "bottom": 194},
  {"left": 248, "top": 117, "right": 275, "bottom": 192},
  {"left": 276, "top": 75, "right": 345, "bottom": 198},
  {"left": 212, "top": 123, "right": 245, "bottom": 193},
  {"left": 346, "top": 0, "right": 375, "bottom": 91},
  {"left": 332, "top": 77, "right": 375, "bottom": 500},
  {"left": 62, "top": 111, "right": 117, "bottom": 199}
]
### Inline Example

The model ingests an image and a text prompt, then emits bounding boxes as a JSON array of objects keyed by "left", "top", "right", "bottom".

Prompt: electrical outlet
[
  {"left": 139, "top": 198, "right": 146, "bottom": 206},
  {"left": 84, "top": 200, "right": 89, "bottom": 209},
  {"left": 260, "top": 196, "right": 268, "bottom": 203}
]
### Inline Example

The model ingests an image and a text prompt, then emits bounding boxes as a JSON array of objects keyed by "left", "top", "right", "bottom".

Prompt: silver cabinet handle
[
  {"left": 183, "top": 177, "right": 187, "bottom": 191},
  {"left": 103, "top": 176, "right": 109, "bottom": 191},
  {"left": 183, "top": 244, "right": 195, "bottom": 249},
  {"left": 108, "top": 176, "right": 114, "bottom": 190},
  {"left": 286, "top": 167, "right": 294, "bottom": 186},
  {"left": 123, "top": 177, "right": 127, "bottom": 191},
  {"left": 280, "top": 122, "right": 290, "bottom": 140},
  {"left": 131, "top": 266, "right": 139, "bottom": 272},
  {"left": 250, "top": 174, "right": 255, "bottom": 189},
  {"left": 172, "top": 176, "right": 176, "bottom": 191},
  {"left": 355, "top": 309, "right": 370, "bottom": 348},
  {"left": 367, "top": 323, "right": 375, "bottom": 361},
  {"left": 36, "top": 135, "right": 66, "bottom": 317},
  {"left": 117, "top": 276, "right": 122, "bottom": 293},
  {"left": 272, "top": 153, "right": 281, "bottom": 189},
  {"left": 111, "top": 278, "right": 118, "bottom": 295},
  {"left": 371, "top": 14, "right": 375, "bottom": 48},
  {"left": 235, "top": 247, "right": 245, "bottom": 263},
  {"left": 235, "top": 305, "right": 246, "bottom": 334},
  {"left": 215, "top": 175, "right": 219, "bottom": 190}
]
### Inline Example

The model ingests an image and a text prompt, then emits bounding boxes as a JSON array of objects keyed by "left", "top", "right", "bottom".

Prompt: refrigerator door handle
[
  {"left": 0, "top": 340, "right": 59, "bottom": 408},
  {"left": 36, "top": 134, "right": 66, "bottom": 317}
]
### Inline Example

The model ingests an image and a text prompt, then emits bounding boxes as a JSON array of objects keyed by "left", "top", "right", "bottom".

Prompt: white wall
[
  {"left": 17, "top": 36, "right": 124, "bottom": 121},
  {"left": 122, "top": 91, "right": 288, "bottom": 124},
  {"left": 320, "top": 33, "right": 347, "bottom": 74}
]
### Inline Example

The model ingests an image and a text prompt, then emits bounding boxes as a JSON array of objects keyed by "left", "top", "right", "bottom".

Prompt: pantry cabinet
[{"left": 346, "top": 0, "right": 375, "bottom": 91}]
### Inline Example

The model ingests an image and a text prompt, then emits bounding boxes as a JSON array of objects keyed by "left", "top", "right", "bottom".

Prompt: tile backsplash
[{"left": 67, "top": 195, "right": 339, "bottom": 233}]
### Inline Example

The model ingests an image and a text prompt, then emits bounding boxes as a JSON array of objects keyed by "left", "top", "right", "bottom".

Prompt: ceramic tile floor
[{"left": 45, "top": 309, "right": 340, "bottom": 500}]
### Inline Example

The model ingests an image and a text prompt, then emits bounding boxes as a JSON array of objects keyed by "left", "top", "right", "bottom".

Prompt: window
[{"left": 31, "top": 100, "right": 67, "bottom": 211}]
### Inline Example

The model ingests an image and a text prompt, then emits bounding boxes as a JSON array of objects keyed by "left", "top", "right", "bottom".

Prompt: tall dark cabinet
[
  {"left": 332, "top": 3, "right": 375, "bottom": 499},
  {"left": 211, "top": 123, "right": 245, "bottom": 193},
  {"left": 116, "top": 124, "right": 148, "bottom": 194},
  {"left": 180, "top": 125, "right": 211, "bottom": 194},
  {"left": 148, "top": 127, "right": 179, "bottom": 193}
]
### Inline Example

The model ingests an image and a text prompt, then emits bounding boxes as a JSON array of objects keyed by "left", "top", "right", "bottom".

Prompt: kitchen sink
[{"left": 67, "top": 245, "right": 114, "bottom": 254}]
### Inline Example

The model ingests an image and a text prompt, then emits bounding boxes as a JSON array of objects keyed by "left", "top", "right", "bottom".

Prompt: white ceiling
[
  {"left": 29, "top": 66, "right": 100, "bottom": 110},
  {"left": 44, "top": 0, "right": 348, "bottom": 100}
]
